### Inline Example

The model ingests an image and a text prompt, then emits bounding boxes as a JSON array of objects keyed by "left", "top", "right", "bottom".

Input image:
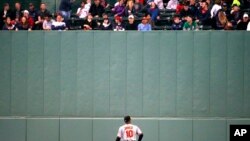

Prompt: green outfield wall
[{"left": 0, "top": 31, "right": 250, "bottom": 141}]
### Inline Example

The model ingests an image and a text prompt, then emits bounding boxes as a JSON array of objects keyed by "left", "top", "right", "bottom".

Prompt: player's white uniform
[{"left": 117, "top": 124, "right": 142, "bottom": 141}]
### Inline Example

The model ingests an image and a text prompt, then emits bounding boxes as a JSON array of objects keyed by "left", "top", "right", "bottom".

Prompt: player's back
[{"left": 117, "top": 124, "right": 142, "bottom": 141}]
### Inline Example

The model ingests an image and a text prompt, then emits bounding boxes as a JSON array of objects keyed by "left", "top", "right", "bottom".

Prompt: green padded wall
[
  {"left": 0, "top": 118, "right": 249, "bottom": 141},
  {"left": 0, "top": 31, "right": 250, "bottom": 117},
  {"left": 0, "top": 31, "right": 250, "bottom": 141}
]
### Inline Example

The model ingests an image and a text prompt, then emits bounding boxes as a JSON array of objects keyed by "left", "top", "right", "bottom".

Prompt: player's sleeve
[
  {"left": 116, "top": 127, "right": 122, "bottom": 141},
  {"left": 136, "top": 126, "right": 143, "bottom": 135},
  {"left": 117, "top": 127, "right": 122, "bottom": 138}
]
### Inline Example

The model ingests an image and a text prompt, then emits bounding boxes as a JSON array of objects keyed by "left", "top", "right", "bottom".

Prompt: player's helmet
[{"left": 124, "top": 116, "right": 131, "bottom": 123}]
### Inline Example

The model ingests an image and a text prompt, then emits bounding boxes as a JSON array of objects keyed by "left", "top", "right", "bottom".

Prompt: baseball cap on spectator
[
  {"left": 23, "top": 10, "right": 29, "bottom": 14},
  {"left": 222, "top": 2, "right": 227, "bottom": 7},
  {"left": 243, "top": 13, "right": 249, "bottom": 18},
  {"left": 232, "top": 4, "right": 239, "bottom": 8},
  {"left": 128, "top": 15, "right": 134, "bottom": 19}
]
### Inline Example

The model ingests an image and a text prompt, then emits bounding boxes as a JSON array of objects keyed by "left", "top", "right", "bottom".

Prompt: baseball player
[{"left": 116, "top": 116, "right": 143, "bottom": 141}]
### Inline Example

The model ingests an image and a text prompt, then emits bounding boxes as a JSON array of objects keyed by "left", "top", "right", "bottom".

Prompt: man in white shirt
[
  {"left": 116, "top": 116, "right": 143, "bottom": 141},
  {"left": 210, "top": 0, "right": 221, "bottom": 18},
  {"left": 77, "top": 1, "right": 91, "bottom": 19},
  {"left": 154, "top": 0, "right": 164, "bottom": 10}
]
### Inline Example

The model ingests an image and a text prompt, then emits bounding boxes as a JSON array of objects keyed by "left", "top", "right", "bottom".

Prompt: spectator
[
  {"left": 180, "top": 2, "right": 193, "bottom": 20},
  {"left": 89, "top": 0, "right": 105, "bottom": 17},
  {"left": 134, "top": 0, "right": 143, "bottom": 14},
  {"left": 52, "top": 14, "right": 67, "bottom": 30},
  {"left": 183, "top": 15, "right": 198, "bottom": 30},
  {"left": 59, "top": 0, "right": 75, "bottom": 21},
  {"left": 112, "top": 0, "right": 126, "bottom": 17},
  {"left": 43, "top": 14, "right": 53, "bottom": 30},
  {"left": 138, "top": 16, "right": 152, "bottom": 31},
  {"left": 237, "top": 13, "right": 249, "bottom": 30},
  {"left": 196, "top": 1, "right": 211, "bottom": 25},
  {"left": 176, "top": 0, "right": 184, "bottom": 14},
  {"left": 23, "top": 10, "right": 34, "bottom": 30},
  {"left": 154, "top": 0, "right": 164, "bottom": 10},
  {"left": 83, "top": 14, "right": 98, "bottom": 30},
  {"left": 214, "top": 9, "right": 228, "bottom": 30},
  {"left": 221, "top": 2, "right": 230, "bottom": 15},
  {"left": 125, "top": 14, "right": 138, "bottom": 30},
  {"left": 231, "top": 0, "right": 240, "bottom": 7},
  {"left": 145, "top": 12, "right": 153, "bottom": 26},
  {"left": 36, "top": 3, "right": 51, "bottom": 30},
  {"left": 28, "top": 3, "right": 38, "bottom": 21},
  {"left": 148, "top": 2, "right": 160, "bottom": 23},
  {"left": 16, "top": 16, "right": 31, "bottom": 30},
  {"left": 124, "top": 0, "right": 136, "bottom": 17},
  {"left": 113, "top": 16, "right": 125, "bottom": 31},
  {"left": 85, "top": 0, "right": 92, "bottom": 10},
  {"left": 2, "top": 16, "right": 15, "bottom": 30},
  {"left": 100, "top": 0, "right": 110, "bottom": 8},
  {"left": 229, "top": 4, "right": 241, "bottom": 26},
  {"left": 12, "top": 2, "right": 23, "bottom": 22},
  {"left": 0, "top": 3, "right": 11, "bottom": 29},
  {"left": 210, "top": 0, "right": 221, "bottom": 18},
  {"left": 167, "top": 0, "right": 179, "bottom": 10},
  {"left": 171, "top": 15, "right": 183, "bottom": 30},
  {"left": 189, "top": 0, "right": 198, "bottom": 16},
  {"left": 206, "top": 0, "right": 212, "bottom": 10},
  {"left": 77, "top": 1, "right": 89, "bottom": 19},
  {"left": 100, "top": 17, "right": 112, "bottom": 30}
]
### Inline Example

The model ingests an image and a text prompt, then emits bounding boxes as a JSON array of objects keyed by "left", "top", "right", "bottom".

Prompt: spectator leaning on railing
[
  {"left": 35, "top": 3, "right": 51, "bottom": 30},
  {"left": 237, "top": 13, "right": 249, "bottom": 30}
]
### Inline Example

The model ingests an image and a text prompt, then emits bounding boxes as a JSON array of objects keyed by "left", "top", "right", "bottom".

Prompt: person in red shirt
[
  {"left": 176, "top": 0, "right": 184, "bottom": 14},
  {"left": 23, "top": 10, "right": 34, "bottom": 30}
]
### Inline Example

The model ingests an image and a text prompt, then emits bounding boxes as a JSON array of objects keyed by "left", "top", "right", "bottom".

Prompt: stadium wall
[{"left": 0, "top": 31, "right": 250, "bottom": 141}]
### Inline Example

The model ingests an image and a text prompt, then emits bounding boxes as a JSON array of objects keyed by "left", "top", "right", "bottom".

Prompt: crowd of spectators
[{"left": 0, "top": 0, "right": 250, "bottom": 31}]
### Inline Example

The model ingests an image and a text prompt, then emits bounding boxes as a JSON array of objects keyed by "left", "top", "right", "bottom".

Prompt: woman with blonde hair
[{"left": 125, "top": 0, "right": 136, "bottom": 17}]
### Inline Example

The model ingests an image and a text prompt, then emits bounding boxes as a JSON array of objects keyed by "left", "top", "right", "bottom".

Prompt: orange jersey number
[{"left": 125, "top": 130, "right": 134, "bottom": 138}]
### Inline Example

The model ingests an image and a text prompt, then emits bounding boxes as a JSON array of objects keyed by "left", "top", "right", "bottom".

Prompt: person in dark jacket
[
  {"left": 180, "top": 1, "right": 193, "bottom": 20},
  {"left": 28, "top": 3, "right": 38, "bottom": 21},
  {"left": 125, "top": 15, "right": 138, "bottom": 30},
  {"left": 59, "top": 0, "right": 75, "bottom": 21},
  {"left": 35, "top": 3, "right": 51, "bottom": 30},
  {"left": 11, "top": 2, "right": 23, "bottom": 22},
  {"left": 171, "top": 15, "right": 183, "bottom": 30},
  {"left": 82, "top": 14, "right": 98, "bottom": 30},
  {"left": 0, "top": 3, "right": 12, "bottom": 29},
  {"left": 89, "top": 0, "right": 105, "bottom": 17},
  {"left": 100, "top": 18, "right": 113, "bottom": 30},
  {"left": 237, "top": 13, "right": 249, "bottom": 30},
  {"left": 196, "top": 1, "right": 211, "bottom": 25}
]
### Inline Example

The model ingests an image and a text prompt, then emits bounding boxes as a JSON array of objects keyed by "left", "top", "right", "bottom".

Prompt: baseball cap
[
  {"left": 128, "top": 15, "right": 134, "bottom": 19},
  {"left": 23, "top": 10, "right": 29, "bottom": 14},
  {"left": 124, "top": 116, "right": 131, "bottom": 123},
  {"left": 243, "top": 13, "right": 249, "bottom": 18}
]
